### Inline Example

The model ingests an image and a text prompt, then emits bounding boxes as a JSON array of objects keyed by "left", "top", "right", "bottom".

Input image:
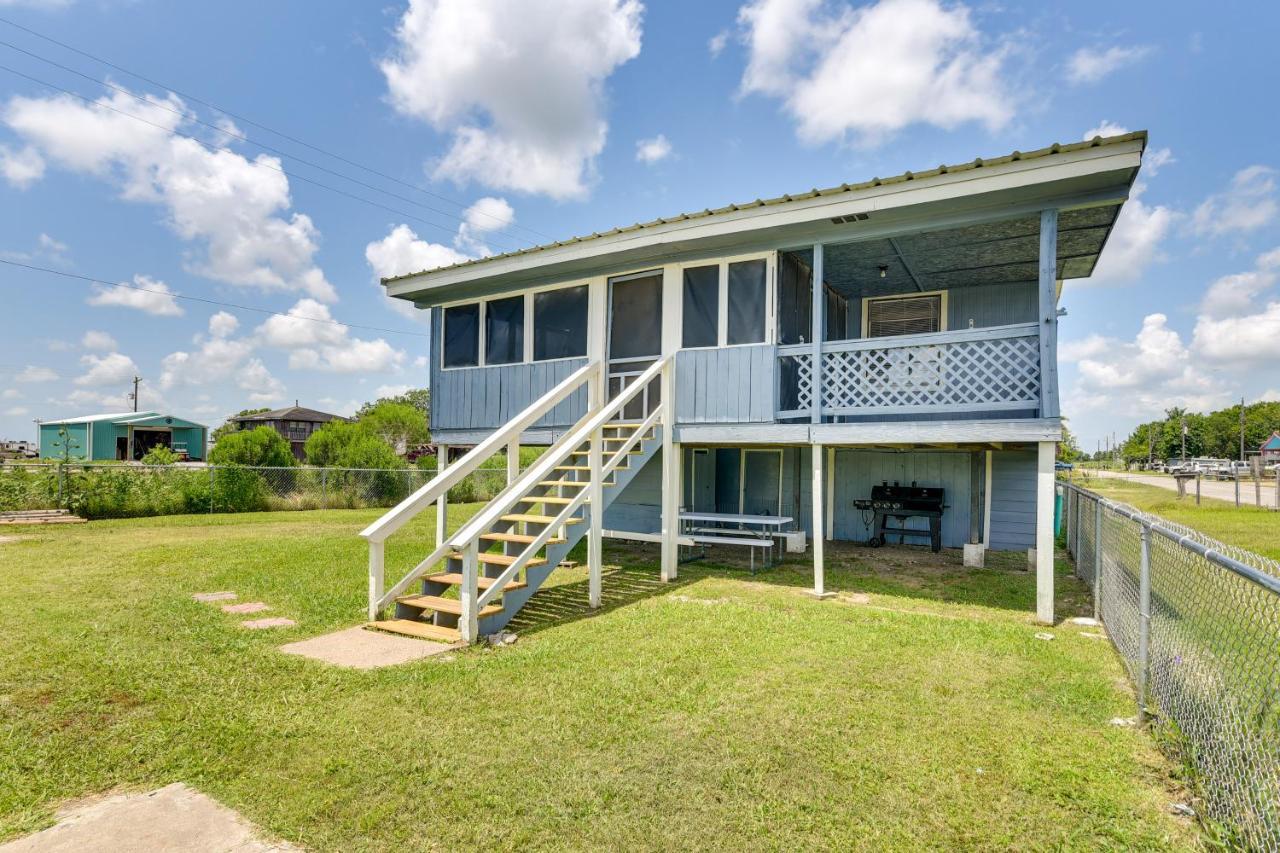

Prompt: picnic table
[{"left": 678, "top": 511, "right": 795, "bottom": 572}]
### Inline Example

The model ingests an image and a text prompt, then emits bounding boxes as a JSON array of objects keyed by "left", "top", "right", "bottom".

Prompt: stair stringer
[{"left": 470, "top": 427, "right": 665, "bottom": 635}]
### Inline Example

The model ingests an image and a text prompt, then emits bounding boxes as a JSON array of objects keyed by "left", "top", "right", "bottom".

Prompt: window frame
[
  {"left": 860, "top": 289, "right": 949, "bottom": 339},
  {"left": 437, "top": 280, "right": 591, "bottom": 371},
  {"left": 675, "top": 251, "right": 775, "bottom": 351}
]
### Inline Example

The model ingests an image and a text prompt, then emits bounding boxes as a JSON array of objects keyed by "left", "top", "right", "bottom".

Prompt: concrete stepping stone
[
  {"left": 222, "top": 602, "right": 270, "bottom": 614},
  {"left": 192, "top": 592, "right": 236, "bottom": 603},
  {"left": 240, "top": 617, "right": 296, "bottom": 630},
  {"left": 0, "top": 781, "right": 299, "bottom": 852},
  {"left": 279, "top": 625, "right": 451, "bottom": 669}
]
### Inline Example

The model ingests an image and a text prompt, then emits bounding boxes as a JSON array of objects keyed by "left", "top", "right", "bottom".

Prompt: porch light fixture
[{"left": 878, "top": 264, "right": 888, "bottom": 278}]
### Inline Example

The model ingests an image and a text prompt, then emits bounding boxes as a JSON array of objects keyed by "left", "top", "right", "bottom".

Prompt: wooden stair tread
[
  {"left": 425, "top": 572, "right": 527, "bottom": 590},
  {"left": 482, "top": 531, "right": 566, "bottom": 545},
  {"left": 536, "top": 479, "right": 588, "bottom": 487},
  {"left": 397, "top": 594, "right": 503, "bottom": 618},
  {"left": 448, "top": 551, "right": 548, "bottom": 567},
  {"left": 517, "top": 495, "right": 580, "bottom": 505},
  {"left": 501, "top": 513, "right": 583, "bottom": 525},
  {"left": 555, "top": 465, "right": 626, "bottom": 472},
  {"left": 368, "top": 619, "right": 460, "bottom": 643}
]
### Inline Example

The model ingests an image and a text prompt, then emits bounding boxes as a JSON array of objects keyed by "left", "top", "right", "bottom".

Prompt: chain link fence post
[
  {"left": 321, "top": 468, "right": 327, "bottom": 510},
  {"left": 1136, "top": 520, "right": 1152, "bottom": 726},
  {"left": 1093, "top": 498, "right": 1103, "bottom": 621},
  {"left": 209, "top": 465, "right": 215, "bottom": 514}
]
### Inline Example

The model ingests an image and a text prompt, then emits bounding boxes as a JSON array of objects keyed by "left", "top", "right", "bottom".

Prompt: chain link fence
[
  {"left": 1061, "top": 481, "right": 1280, "bottom": 850},
  {"left": 0, "top": 462, "right": 509, "bottom": 519}
]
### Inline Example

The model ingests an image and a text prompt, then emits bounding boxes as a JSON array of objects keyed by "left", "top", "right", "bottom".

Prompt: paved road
[{"left": 1086, "top": 469, "right": 1279, "bottom": 509}]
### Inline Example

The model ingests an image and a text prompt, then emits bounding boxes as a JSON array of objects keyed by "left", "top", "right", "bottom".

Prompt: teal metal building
[{"left": 37, "top": 411, "right": 208, "bottom": 461}]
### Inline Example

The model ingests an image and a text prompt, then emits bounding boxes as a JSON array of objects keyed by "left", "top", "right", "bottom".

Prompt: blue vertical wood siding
[
  {"left": 674, "top": 344, "right": 775, "bottom": 424},
  {"left": 988, "top": 449, "right": 1038, "bottom": 550}
]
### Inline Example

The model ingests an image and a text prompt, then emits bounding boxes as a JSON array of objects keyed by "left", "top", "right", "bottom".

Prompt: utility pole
[{"left": 128, "top": 375, "right": 142, "bottom": 412}]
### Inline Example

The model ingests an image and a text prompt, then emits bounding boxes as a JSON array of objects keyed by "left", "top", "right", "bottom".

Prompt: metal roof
[
  {"left": 232, "top": 405, "right": 348, "bottom": 424},
  {"left": 383, "top": 131, "right": 1148, "bottom": 285},
  {"left": 41, "top": 411, "right": 206, "bottom": 428}
]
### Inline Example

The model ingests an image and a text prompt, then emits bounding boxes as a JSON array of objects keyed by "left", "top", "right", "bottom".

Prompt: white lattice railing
[{"left": 777, "top": 322, "right": 1041, "bottom": 418}]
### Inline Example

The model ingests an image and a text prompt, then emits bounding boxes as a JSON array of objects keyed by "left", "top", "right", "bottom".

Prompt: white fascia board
[{"left": 386, "top": 140, "right": 1142, "bottom": 301}]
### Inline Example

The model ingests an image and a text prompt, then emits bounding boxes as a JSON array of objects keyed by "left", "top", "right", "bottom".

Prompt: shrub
[
  {"left": 141, "top": 445, "right": 180, "bottom": 465},
  {"left": 209, "top": 427, "right": 295, "bottom": 468}
]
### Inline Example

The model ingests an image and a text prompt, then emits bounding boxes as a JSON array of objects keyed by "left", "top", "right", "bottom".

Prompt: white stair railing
[{"left": 360, "top": 361, "right": 598, "bottom": 620}]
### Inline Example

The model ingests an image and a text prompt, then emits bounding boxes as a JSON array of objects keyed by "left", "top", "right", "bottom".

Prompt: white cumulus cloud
[
  {"left": 380, "top": 0, "right": 643, "bottom": 199},
  {"left": 87, "top": 274, "right": 184, "bottom": 316},
  {"left": 76, "top": 351, "right": 138, "bottom": 387},
  {"left": 635, "top": 134, "right": 672, "bottom": 164},
  {"left": 736, "top": 0, "right": 1014, "bottom": 147},
  {"left": 3, "top": 88, "right": 335, "bottom": 301},
  {"left": 0, "top": 145, "right": 44, "bottom": 188},
  {"left": 1191, "top": 165, "right": 1278, "bottom": 238},
  {"left": 257, "top": 299, "right": 406, "bottom": 374},
  {"left": 1066, "top": 45, "right": 1151, "bottom": 84},
  {"left": 81, "top": 330, "right": 117, "bottom": 351},
  {"left": 15, "top": 365, "right": 57, "bottom": 383}
]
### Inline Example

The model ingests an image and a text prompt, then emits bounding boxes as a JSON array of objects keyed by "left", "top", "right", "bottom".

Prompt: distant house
[
  {"left": 1, "top": 439, "right": 37, "bottom": 458},
  {"left": 1261, "top": 432, "right": 1280, "bottom": 463},
  {"left": 230, "top": 404, "right": 348, "bottom": 461},
  {"left": 37, "top": 412, "right": 208, "bottom": 461}
]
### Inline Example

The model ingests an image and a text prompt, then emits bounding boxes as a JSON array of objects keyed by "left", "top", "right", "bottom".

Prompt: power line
[
  {"left": 0, "top": 61, "right": 527, "bottom": 253},
  {"left": 0, "top": 258, "right": 430, "bottom": 338},
  {"left": 0, "top": 15, "right": 553, "bottom": 242},
  {"left": 0, "top": 37, "right": 536, "bottom": 249}
]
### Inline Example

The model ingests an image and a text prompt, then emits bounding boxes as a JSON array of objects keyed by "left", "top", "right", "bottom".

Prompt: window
[
  {"left": 609, "top": 273, "right": 662, "bottom": 360},
  {"left": 681, "top": 265, "right": 719, "bottom": 348},
  {"left": 533, "top": 285, "right": 588, "bottom": 360},
  {"left": 777, "top": 250, "right": 812, "bottom": 345},
  {"left": 727, "top": 259, "right": 767, "bottom": 344},
  {"left": 864, "top": 293, "right": 943, "bottom": 338},
  {"left": 442, "top": 303, "right": 480, "bottom": 367},
  {"left": 484, "top": 295, "right": 524, "bottom": 365}
]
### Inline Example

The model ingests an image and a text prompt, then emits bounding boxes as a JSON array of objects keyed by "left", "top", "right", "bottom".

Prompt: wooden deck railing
[{"left": 776, "top": 322, "right": 1042, "bottom": 419}]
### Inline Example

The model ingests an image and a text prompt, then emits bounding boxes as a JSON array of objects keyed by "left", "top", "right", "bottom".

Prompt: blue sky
[{"left": 1, "top": 0, "right": 1277, "bottom": 453}]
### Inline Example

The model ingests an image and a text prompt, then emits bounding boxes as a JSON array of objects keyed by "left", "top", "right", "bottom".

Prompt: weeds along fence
[
  {"left": 0, "top": 462, "right": 509, "bottom": 519},
  {"left": 1059, "top": 481, "right": 1280, "bottom": 850}
]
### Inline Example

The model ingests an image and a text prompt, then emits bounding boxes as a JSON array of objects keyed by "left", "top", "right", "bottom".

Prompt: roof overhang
[{"left": 386, "top": 134, "right": 1145, "bottom": 307}]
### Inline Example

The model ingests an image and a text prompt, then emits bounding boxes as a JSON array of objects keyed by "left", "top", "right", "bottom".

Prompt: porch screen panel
[
  {"left": 442, "top": 303, "right": 480, "bottom": 367},
  {"left": 682, "top": 265, "right": 719, "bottom": 348},
  {"left": 484, "top": 295, "right": 524, "bottom": 365},
  {"left": 534, "top": 285, "right": 588, "bottom": 360},
  {"left": 609, "top": 273, "right": 662, "bottom": 359},
  {"left": 777, "top": 250, "right": 812, "bottom": 345},
  {"left": 742, "top": 450, "right": 782, "bottom": 515},
  {"left": 727, "top": 259, "right": 767, "bottom": 345},
  {"left": 866, "top": 294, "right": 941, "bottom": 338}
]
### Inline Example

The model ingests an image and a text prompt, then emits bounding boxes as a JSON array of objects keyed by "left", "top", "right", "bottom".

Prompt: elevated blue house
[{"left": 359, "top": 132, "right": 1150, "bottom": 643}]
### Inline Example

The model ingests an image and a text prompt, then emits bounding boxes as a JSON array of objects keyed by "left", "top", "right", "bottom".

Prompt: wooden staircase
[{"left": 369, "top": 421, "right": 661, "bottom": 643}]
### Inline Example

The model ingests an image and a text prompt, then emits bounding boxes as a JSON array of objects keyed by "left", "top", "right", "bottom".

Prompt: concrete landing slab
[
  {"left": 0, "top": 782, "right": 298, "bottom": 852},
  {"left": 222, "top": 602, "right": 269, "bottom": 614},
  {"left": 279, "top": 625, "right": 451, "bottom": 669},
  {"left": 192, "top": 592, "right": 236, "bottom": 603},
  {"left": 241, "top": 618, "right": 295, "bottom": 630}
]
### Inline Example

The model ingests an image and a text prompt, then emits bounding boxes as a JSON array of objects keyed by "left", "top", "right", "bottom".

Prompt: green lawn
[
  {"left": 1073, "top": 474, "right": 1280, "bottom": 561},
  {"left": 0, "top": 508, "right": 1196, "bottom": 850}
]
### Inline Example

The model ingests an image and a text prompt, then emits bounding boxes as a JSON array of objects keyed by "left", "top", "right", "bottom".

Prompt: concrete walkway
[{"left": 1088, "top": 469, "right": 1279, "bottom": 509}]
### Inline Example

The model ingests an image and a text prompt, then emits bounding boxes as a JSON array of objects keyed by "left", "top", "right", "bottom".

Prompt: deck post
[
  {"left": 459, "top": 539, "right": 479, "bottom": 643},
  {"left": 660, "top": 359, "right": 679, "bottom": 582},
  {"left": 367, "top": 540, "right": 384, "bottom": 622},
  {"left": 506, "top": 438, "right": 519, "bottom": 485},
  {"left": 588, "top": 425, "right": 604, "bottom": 609},
  {"left": 435, "top": 443, "right": 450, "bottom": 547},
  {"left": 810, "top": 243, "right": 824, "bottom": 424},
  {"left": 982, "top": 450, "right": 993, "bottom": 546},
  {"left": 810, "top": 444, "right": 832, "bottom": 598},
  {"left": 1035, "top": 440, "right": 1055, "bottom": 624},
  {"left": 1038, "top": 209, "right": 1060, "bottom": 419}
]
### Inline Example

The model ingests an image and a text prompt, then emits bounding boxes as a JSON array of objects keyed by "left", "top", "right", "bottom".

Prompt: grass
[
  {"left": 1072, "top": 474, "right": 1280, "bottom": 562},
  {"left": 0, "top": 507, "right": 1197, "bottom": 850}
]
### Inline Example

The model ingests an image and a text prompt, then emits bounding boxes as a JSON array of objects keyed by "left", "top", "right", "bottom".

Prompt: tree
[
  {"left": 356, "top": 400, "right": 429, "bottom": 455},
  {"left": 356, "top": 388, "right": 429, "bottom": 425},
  {"left": 304, "top": 421, "right": 405, "bottom": 470},
  {"left": 208, "top": 426, "right": 295, "bottom": 467},
  {"left": 50, "top": 426, "right": 82, "bottom": 463},
  {"left": 1057, "top": 422, "right": 1083, "bottom": 462},
  {"left": 211, "top": 408, "right": 270, "bottom": 443},
  {"left": 141, "top": 445, "right": 180, "bottom": 465}
]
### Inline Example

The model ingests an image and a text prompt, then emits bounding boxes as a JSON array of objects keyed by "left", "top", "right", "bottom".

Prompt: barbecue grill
[{"left": 852, "top": 482, "right": 946, "bottom": 553}]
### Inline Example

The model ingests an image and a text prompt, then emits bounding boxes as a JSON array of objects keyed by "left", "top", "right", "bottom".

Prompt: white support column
[
  {"left": 825, "top": 446, "right": 835, "bottom": 540},
  {"left": 810, "top": 244, "right": 824, "bottom": 424},
  {"left": 435, "top": 443, "right": 450, "bottom": 547},
  {"left": 810, "top": 444, "right": 833, "bottom": 598},
  {"left": 588, "top": 424, "right": 603, "bottom": 608},
  {"left": 459, "top": 539, "right": 480, "bottom": 643},
  {"left": 660, "top": 359, "right": 680, "bottom": 582},
  {"left": 506, "top": 438, "right": 519, "bottom": 485},
  {"left": 367, "top": 540, "right": 384, "bottom": 622},
  {"left": 982, "top": 450, "right": 993, "bottom": 546},
  {"left": 1038, "top": 209, "right": 1060, "bottom": 420},
  {"left": 1035, "top": 440, "right": 1055, "bottom": 624}
]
